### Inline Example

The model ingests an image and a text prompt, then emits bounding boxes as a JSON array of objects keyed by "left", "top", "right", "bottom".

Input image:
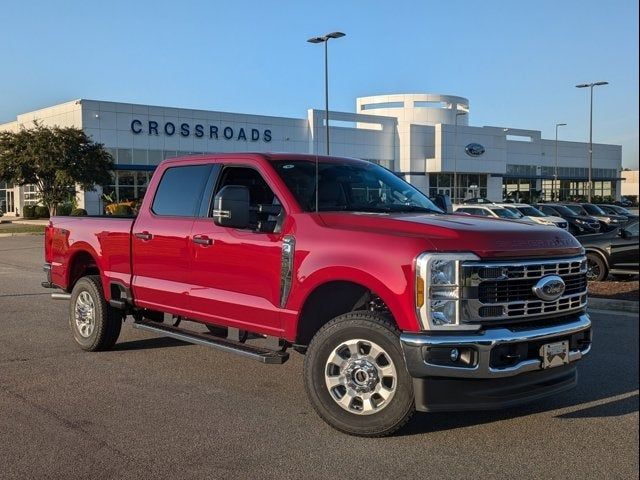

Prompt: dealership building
[{"left": 0, "top": 93, "right": 623, "bottom": 215}]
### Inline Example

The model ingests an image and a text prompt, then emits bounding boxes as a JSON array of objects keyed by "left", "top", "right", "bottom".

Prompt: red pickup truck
[{"left": 43, "top": 153, "right": 592, "bottom": 436}]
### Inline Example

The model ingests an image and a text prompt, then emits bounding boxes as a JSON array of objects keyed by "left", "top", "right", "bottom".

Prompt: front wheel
[
  {"left": 69, "top": 275, "right": 122, "bottom": 351},
  {"left": 303, "top": 311, "right": 415, "bottom": 437}
]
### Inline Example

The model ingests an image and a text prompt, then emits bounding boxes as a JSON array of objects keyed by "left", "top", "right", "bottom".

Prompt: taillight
[{"left": 44, "top": 222, "right": 54, "bottom": 263}]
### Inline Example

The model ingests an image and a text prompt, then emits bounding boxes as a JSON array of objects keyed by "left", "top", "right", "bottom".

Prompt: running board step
[{"left": 132, "top": 320, "right": 289, "bottom": 364}]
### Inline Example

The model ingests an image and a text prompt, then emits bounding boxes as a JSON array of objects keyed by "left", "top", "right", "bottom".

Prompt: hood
[{"left": 319, "top": 212, "right": 583, "bottom": 259}]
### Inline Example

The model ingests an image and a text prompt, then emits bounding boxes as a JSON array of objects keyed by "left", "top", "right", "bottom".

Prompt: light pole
[
  {"left": 554, "top": 123, "right": 567, "bottom": 201},
  {"left": 576, "top": 81, "right": 608, "bottom": 202},
  {"left": 307, "top": 31, "right": 345, "bottom": 155},
  {"left": 453, "top": 111, "right": 467, "bottom": 203}
]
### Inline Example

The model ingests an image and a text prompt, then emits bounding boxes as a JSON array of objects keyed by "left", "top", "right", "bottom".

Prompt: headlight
[
  {"left": 603, "top": 217, "right": 612, "bottom": 223},
  {"left": 575, "top": 219, "right": 586, "bottom": 225},
  {"left": 415, "top": 252, "right": 480, "bottom": 330}
]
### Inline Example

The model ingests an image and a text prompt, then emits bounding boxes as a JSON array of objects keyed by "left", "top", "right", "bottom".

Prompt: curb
[
  {"left": 0, "top": 232, "right": 44, "bottom": 238},
  {"left": 589, "top": 297, "right": 639, "bottom": 313}
]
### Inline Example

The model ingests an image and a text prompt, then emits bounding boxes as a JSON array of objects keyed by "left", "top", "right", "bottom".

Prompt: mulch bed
[{"left": 589, "top": 279, "right": 639, "bottom": 301}]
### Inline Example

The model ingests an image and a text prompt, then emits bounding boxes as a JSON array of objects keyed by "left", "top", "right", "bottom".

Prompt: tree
[{"left": 0, "top": 122, "right": 113, "bottom": 215}]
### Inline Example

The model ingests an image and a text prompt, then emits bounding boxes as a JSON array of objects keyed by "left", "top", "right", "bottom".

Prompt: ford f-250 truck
[{"left": 43, "top": 153, "right": 592, "bottom": 437}]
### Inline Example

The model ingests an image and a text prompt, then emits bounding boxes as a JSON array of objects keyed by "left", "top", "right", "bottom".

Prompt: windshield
[
  {"left": 611, "top": 205, "right": 631, "bottom": 214},
  {"left": 564, "top": 204, "right": 587, "bottom": 215},
  {"left": 582, "top": 204, "right": 606, "bottom": 215},
  {"left": 553, "top": 205, "right": 580, "bottom": 216},
  {"left": 490, "top": 207, "right": 520, "bottom": 219},
  {"left": 517, "top": 206, "right": 546, "bottom": 217},
  {"left": 273, "top": 160, "right": 442, "bottom": 213},
  {"left": 502, "top": 206, "right": 524, "bottom": 218}
]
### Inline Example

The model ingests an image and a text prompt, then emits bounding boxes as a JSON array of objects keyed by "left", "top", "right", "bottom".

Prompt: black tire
[
  {"left": 69, "top": 275, "right": 122, "bottom": 351},
  {"left": 586, "top": 253, "right": 608, "bottom": 282},
  {"left": 303, "top": 311, "right": 415, "bottom": 437}
]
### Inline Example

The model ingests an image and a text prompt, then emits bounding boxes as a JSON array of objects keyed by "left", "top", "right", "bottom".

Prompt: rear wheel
[
  {"left": 69, "top": 275, "right": 122, "bottom": 351},
  {"left": 303, "top": 311, "right": 415, "bottom": 437},
  {"left": 586, "top": 253, "right": 608, "bottom": 282}
]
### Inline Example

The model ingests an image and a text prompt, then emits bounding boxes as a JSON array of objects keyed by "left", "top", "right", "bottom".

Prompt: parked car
[
  {"left": 43, "top": 153, "right": 592, "bottom": 437},
  {"left": 563, "top": 203, "right": 627, "bottom": 232},
  {"left": 495, "top": 203, "right": 567, "bottom": 229},
  {"left": 579, "top": 220, "right": 639, "bottom": 281},
  {"left": 597, "top": 204, "right": 639, "bottom": 221},
  {"left": 453, "top": 204, "right": 535, "bottom": 223},
  {"left": 534, "top": 203, "right": 601, "bottom": 236},
  {"left": 460, "top": 197, "right": 494, "bottom": 204}
]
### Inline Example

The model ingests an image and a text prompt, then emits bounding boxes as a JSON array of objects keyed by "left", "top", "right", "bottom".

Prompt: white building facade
[{"left": 0, "top": 93, "right": 623, "bottom": 215}]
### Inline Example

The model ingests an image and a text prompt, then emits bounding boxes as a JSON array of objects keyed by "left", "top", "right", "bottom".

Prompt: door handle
[
  {"left": 192, "top": 235, "right": 213, "bottom": 246},
  {"left": 135, "top": 231, "right": 152, "bottom": 241}
]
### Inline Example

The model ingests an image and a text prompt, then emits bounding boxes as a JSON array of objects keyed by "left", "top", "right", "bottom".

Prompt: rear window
[{"left": 152, "top": 165, "right": 211, "bottom": 216}]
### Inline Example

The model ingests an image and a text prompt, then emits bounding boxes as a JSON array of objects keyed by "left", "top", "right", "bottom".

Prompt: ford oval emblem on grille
[
  {"left": 532, "top": 275, "right": 566, "bottom": 302},
  {"left": 465, "top": 143, "right": 485, "bottom": 157}
]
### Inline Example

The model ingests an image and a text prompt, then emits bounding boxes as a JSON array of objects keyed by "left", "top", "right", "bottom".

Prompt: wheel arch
[
  {"left": 66, "top": 246, "right": 100, "bottom": 292},
  {"left": 293, "top": 275, "right": 408, "bottom": 347}
]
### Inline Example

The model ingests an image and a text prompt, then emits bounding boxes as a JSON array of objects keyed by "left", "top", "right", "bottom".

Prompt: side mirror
[
  {"left": 213, "top": 185, "right": 250, "bottom": 229},
  {"left": 619, "top": 228, "right": 630, "bottom": 239},
  {"left": 432, "top": 194, "right": 453, "bottom": 214}
]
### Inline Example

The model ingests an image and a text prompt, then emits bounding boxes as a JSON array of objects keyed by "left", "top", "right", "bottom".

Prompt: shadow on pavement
[
  {"left": 400, "top": 313, "right": 639, "bottom": 436},
  {"left": 112, "top": 337, "right": 191, "bottom": 351}
]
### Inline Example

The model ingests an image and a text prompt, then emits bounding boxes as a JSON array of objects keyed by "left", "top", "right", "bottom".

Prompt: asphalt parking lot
[{"left": 0, "top": 235, "right": 638, "bottom": 480}]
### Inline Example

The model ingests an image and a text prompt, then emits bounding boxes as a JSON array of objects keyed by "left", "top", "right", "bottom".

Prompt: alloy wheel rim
[
  {"left": 74, "top": 291, "right": 96, "bottom": 338},
  {"left": 324, "top": 338, "right": 397, "bottom": 415},
  {"left": 586, "top": 259, "right": 600, "bottom": 281}
]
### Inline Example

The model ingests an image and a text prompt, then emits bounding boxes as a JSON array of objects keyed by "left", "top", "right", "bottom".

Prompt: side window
[
  {"left": 626, "top": 222, "right": 639, "bottom": 237},
  {"left": 214, "top": 166, "right": 283, "bottom": 233},
  {"left": 152, "top": 165, "right": 211, "bottom": 216}
]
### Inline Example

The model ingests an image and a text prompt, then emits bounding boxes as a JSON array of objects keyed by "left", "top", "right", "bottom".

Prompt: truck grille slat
[{"left": 462, "top": 256, "right": 588, "bottom": 323}]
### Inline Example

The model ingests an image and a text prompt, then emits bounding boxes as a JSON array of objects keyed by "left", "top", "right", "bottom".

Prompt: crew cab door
[
  {"left": 132, "top": 163, "right": 212, "bottom": 314},
  {"left": 188, "top": 164, "right": 286, "bottom": 336},
  {"left": 610, "top": 222, "right": 639, "bottom": 270}
]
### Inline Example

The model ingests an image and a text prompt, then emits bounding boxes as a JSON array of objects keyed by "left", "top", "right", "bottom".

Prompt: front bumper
[{"left": 400, "top": 313, "right": 592, "bottom": 411}]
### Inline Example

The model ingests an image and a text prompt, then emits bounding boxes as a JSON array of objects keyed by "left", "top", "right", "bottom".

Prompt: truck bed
[{"left": 46, "top": 216, "right": 135, "bottom": 295}]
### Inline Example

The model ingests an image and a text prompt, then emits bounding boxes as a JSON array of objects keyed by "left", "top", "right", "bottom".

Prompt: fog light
[{"left": 450, "top": 348, "right": 460, "bottom": 362}]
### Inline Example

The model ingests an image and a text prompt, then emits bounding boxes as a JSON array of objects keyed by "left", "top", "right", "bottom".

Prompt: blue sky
[{"left": 1, "top": 0, "right": 638, "bottom": 167}]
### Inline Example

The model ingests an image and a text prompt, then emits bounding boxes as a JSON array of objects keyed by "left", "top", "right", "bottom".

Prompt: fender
[
  {"left": 283, "top": 264, "right": 419, "bottom": 340},
  {"left": 64, "top": 242, "right": 100, "bottom": 289}
]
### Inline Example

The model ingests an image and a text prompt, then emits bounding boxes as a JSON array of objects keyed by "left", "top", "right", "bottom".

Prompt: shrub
[
  {"left": 56, "top": 204, "right": 73, "bottom": 216},
  {"left": 35, "top": 206, "right": 50, "bottom": 218},
  {"left": 113, "top": 204, "right": 134, "bottom": 216},
  {"left": 22, "top": 205, "right": 37, "bottom": 219},
  {"left": 70, "top": 208, "right": 88, "bottom": 216}
]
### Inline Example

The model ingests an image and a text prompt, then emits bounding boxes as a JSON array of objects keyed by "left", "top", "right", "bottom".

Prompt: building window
[
  {"left": 429, "top": 173, "right": 487, "bottom": 202},
  {"left": 104, "top": 170, "right": 154, "bottom": 204},
  {"left": 23, "top": 184, "right": 40, "bottom": 206}
]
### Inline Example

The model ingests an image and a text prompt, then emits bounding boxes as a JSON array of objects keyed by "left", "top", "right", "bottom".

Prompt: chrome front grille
[
  {"left": 478, "top": 273, "right": 587, "bottom": 303},
  {"left": 461, "top": 256, "right": 588, "bottom": 322}
]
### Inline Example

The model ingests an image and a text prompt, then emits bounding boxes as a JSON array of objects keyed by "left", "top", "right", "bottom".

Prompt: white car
[
  {"left": 453, "top": 204, "right": 537, "bottom": 224},
  {"left": 496, "top": 203, "right": 568, "bottom": 230}
]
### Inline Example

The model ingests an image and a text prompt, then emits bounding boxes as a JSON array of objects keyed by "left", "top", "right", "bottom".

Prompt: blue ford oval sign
[
  {"left": 465, "top": 143, "right": 485, "bottom": 157},
  {"left": 532, "top": 275, "right": 566, "bottom": 302}
]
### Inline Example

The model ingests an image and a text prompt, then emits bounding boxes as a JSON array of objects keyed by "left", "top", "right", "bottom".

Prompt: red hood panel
[{"left": 319, "top": 212, "right": 583, "bottom": 259}]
